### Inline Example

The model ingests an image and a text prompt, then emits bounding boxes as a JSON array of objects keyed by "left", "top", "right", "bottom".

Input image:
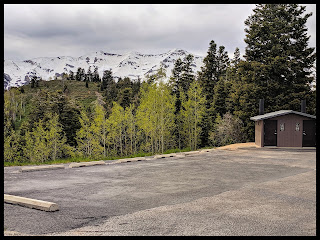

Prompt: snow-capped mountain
[{"left": 4, "top": 49, "right": 204, "bottom": 90}]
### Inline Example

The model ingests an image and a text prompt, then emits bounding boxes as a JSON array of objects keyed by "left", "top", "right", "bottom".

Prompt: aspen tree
[
  {"left": 181, "top": 80, "right": 206, "bottom": 150},
  {"left": 107, "top": 102, "right": 125, "bottom": 156},
  {"left": 46, "top": 113, "right": 67, "bottom": 161}
]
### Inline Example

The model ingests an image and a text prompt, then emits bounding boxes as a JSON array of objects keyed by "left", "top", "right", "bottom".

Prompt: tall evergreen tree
[
  {"left": 216, "top": 46, "right": 230, "bottom": 80},
  {"left": 30, "top": 76, "right": 37, "bottom": 88},
  {"left": 243, "top": 4, "right": 316, "bottom": 112},
  {"left": 69, "top": 71, "right": 75, "bottom": 80},
  {"left": 198, "top": 40, "right": 230, "bottom": 147},
  {"left": 93, "top": 66, "right": 100, "bottom": 82},
  {"left": 180, "top": 54, "right": 195, "bottom": 94},
  {"left": 210, "top": 77, "right": 228, "bottom": 120},
  {"left": 76, "top": 67, "right": 83, "bottom": 81},
  {"left": 228, "top": 4, "right": 316, "bottom": 142},
  {"left": 231, "top": 47, "right": 241, "bottom": 66},
  {"left": 86, "top": 66, "right": 92, "bottom": 82}
]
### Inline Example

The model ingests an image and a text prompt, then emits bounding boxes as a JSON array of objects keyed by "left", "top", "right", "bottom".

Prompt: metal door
[
  {"left": 302, "top": 120, "right": 316, "bottom": 147},
  {"left": 264, "top": 120, "right": 277, "bottom": 146}
]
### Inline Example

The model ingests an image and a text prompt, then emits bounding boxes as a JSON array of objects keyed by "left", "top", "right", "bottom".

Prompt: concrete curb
[
  {"left": 153, "top": 154, "right": 167, "bottom": 159},
  {"left": 184, "top": 150, "right": 200, "bottom": 156},
  {"left": 4, "top": 194, "right": 59, "bottom": 212},
  {"left": 16, "top": 149, "right": 214, "bottom": 171},
  {"left": 200, "top": 148, "right": 215, "bottom": 153},
  {"left": 175, "top": 153, "right": 186, "bottom": 158},
  {"left": 115, "top": 157, "right": 145, "bottom": 163},
  {"left": 154, "top": 153, "right": 177, "bottom": 159},
  {"left": 69, "top": 160, "right": 105, "bottom": 168},
  {"left": 19, "top": 165, "right": 65, "bottom": 172}
]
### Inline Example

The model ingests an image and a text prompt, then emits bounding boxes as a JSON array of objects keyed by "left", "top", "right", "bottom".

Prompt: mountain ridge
[{"left": 4, "top": 49, "right": 204, "bottom": 90}]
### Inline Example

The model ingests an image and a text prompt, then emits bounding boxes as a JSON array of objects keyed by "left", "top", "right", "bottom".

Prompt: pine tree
[
  {"left": 93, "top": 66, "right": 100, "bottom": 82},
  {"left": 169, "top": 55, "right": 196, "bottom": 149},
  {"left": 197, "top": 40, "right": 229, "bottom": 147},
  {"left": 76, "top": 67, "right": 82, "bottom": 81},
  {"left": 118, "top": 87, "right": 133, "bottom": 110},
  {"left": 31, "top": 76, "right": 37, "bottom": 88},
  {"left": 198, "top": 40, "right": 218, "bottom": 107},
  {"left": 86, "top": 66, "right": 92, "bottom": 82},
  {"left": 69, "top": 71, "right": 75, "bottom": 80},
  {"left": 210, "top": 77, "right": 228, "bottom": 120},
  {"left": 216, "top": 46, "right": 230, "bottom": 80},
  {"left": 181, "top": 54, "right": 195, "bottom": 94},
  {"left": 231, "top": 47, "right": 241, "bottom": 66},
  {"left": 228, "top": 4, "right": 316, "bottom": 142},
  {"left": 243, "top": 4, "right": 316, "bottom": 112}
]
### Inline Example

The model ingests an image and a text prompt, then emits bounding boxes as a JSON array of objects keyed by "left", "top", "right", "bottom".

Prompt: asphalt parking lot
[{"left": 4, "top": 147, "right": 316, "bottom": 236}]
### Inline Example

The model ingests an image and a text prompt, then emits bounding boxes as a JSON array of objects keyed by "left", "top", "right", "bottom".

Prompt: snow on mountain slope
[{"left": 4, "top": 49, "right": 204, "bottom": 90}]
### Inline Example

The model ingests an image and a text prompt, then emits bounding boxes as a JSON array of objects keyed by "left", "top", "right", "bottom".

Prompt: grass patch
[
  {"left": 3, "top": 147, "right": 203, "bottom": 167},
  {"left": 163, "top": 147, "right": 192, "bottom": 154}
]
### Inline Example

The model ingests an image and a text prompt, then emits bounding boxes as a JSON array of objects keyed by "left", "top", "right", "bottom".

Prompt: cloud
[{"left": 4, "top": 4, "right": 316, "bottom": 61}]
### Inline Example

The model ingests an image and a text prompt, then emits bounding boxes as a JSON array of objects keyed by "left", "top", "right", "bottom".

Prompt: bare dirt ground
[{"left": 215, "top": 142, "right": 258, "bottom": 150}]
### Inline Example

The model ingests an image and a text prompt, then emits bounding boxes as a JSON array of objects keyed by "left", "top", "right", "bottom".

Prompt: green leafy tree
[
  {"left": 24, "top": 119, "right": 49, "bottom": 163},
  {"left": 106, "top": 102, "right": 125, "bottom": 156},
  {"left": 4, "top": 119, "right": 20, "bottom": 163},
  {"left": 181, "top": 80, "right": 206, "bottom": 150},
  {"left": 136, "top": 68, "right": 175, "bottom": 153},
  {"left": 124, "top": 104, "right": 138, "bottom": 155},
  {"left": 45, "top": 113, "right": 68, "bottom": 161},
  {"left": 76, "top": 108, "right": 103, "bottom": 158},
  {"left": 92, "top": 102, "right": 108, "bottom": 157}
]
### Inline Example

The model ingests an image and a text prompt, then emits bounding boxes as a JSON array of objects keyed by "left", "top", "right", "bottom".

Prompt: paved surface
[{"left": 4, "top": 147, "right": 316, "bottom": 236}]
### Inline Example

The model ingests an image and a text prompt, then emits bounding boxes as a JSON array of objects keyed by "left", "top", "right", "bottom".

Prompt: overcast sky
[{"left": 4, "top": 4, "right": 316, "bottom": 61}]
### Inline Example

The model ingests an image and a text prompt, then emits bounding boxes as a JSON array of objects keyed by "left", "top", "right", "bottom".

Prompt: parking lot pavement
[{"left": 4, "top": 148, "right": 316, "bottom": 236}]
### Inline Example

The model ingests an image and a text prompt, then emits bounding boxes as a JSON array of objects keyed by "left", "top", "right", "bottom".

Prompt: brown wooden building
[{"left": 250, "top": 110, "right": 316, "bottom": 147}]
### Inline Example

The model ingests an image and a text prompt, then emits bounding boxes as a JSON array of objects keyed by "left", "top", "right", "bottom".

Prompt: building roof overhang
[{"left": 250, "top": 110, "right": 316, "bottom": 121}]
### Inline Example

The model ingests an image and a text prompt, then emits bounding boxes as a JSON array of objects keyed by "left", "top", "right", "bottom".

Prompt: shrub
[{"left": 209, "top": 112, "right": 245, "bottom": 147}]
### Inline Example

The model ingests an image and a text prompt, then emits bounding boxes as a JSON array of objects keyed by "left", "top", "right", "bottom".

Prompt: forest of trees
[{"left": 4, "top": 4, "right": 316, "bottom": 164}]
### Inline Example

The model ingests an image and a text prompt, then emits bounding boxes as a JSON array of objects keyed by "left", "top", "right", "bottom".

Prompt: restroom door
[
  {"left": 302, "top": 120, "right": 316, "bottom": 147},
  {"left": 264, "top": 120, "right": 277, "bottom": 146}
]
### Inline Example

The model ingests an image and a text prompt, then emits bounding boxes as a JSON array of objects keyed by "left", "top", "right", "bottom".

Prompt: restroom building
[{"left": 250, "top": 100, "right": 316, "bottom": 147}]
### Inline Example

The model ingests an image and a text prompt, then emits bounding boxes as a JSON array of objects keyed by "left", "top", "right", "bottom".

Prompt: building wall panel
[
  {"left": 255, "top": 120, "right": 264, "bottom": 147},
  {"left": 269, "top": 114, "right": 311, "bottom": 147}
]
